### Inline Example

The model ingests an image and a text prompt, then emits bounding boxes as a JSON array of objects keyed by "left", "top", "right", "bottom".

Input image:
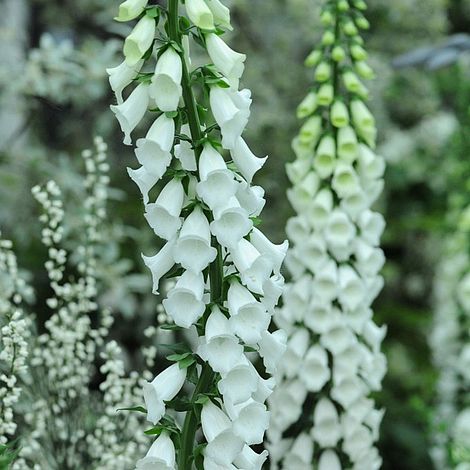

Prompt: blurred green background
[{"left": 1, "top": 0, "right": 470, "bottom": 468}]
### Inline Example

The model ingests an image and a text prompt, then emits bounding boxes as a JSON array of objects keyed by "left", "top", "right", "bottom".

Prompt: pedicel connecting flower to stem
[
  {"left": 109, "top": 0, "right": 288, "bottom": 468},
  {"left": 267, "top": 1, "right": 387, "bottom": 469}
]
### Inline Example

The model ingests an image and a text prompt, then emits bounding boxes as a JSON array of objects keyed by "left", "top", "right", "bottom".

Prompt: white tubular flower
[
  {"left": 233, "top": 446, "right": 268, "bottom": 470},
  {"left": 205, "top": 0, "right": 232, "bottom": 30},
  {"left": 312, "top": 398, "right": 341, "bottom": 447},
  {"left": 136, "top": 432, "right": 176, "bottom": 470},
  {"left": 210, "top": 86, "right": 251, "bottom": 150},
  {"left": 173, "top": 206, "right": 217, "bottom": 272},
  {"left": 150, "top": 47, "right": 183, "bottom": 112},
  {"left": 107, "top": 59, "right": 143, "bottom": 104},
  {"left": 318, "top": 450, "right": 342, "bottom": 470},
  {"left": 300, "top": 345, "right": 330, "bottom": 391},
  {"left": 115, "top": 0, "right": 148, "bottom": 22},
  {"left": 249, "top": 227, "right": 288, "bottom": 274},
  {"left": 236, "top": 181, "right": 266, "bottom": 216},
  {"left": 135, "top": 114, "right": 175, "bottom": 177},
  {"left": 205, "top": 33, "right": 245, "bottom": 87},
  {"left": 145, "top": 178, "right": 185, "bottom": 240},
  {"left": 196, "top": 143, "right": 237, "bottom": 209},
  {"left": 111, "top": 82, "right": 150, "bottom": 145},
  {"left": 201, "top": 402, "right": 244, "bottom": 466},
  {"left": 197, "top": 306, "right": 244, "bottom": 374},
  {"left": 143, "top": 364, "right": 187, "bottom": 424},
  {"left": 163, "top": 270, "right": 206, "bottom": 328},
  {"left": 128, "top": 166, "right": 160, "bottom": 204},
  {"left": 307, "top": 188, "right": 334, "bottom": 229},
  {"left": 210, "top": 196, "right": 252, "bottom": 248},
  {"left": 142, "top": 238, "right": 176, "bottom": 294},
  {"left": 185, "top": 0, "right": 215, "bottom": 30},
  {"left": 258, "top": 329, "right": 287, "bottom": 374},
  {"left": 217, "top": 356, "right": 259, "bottom": 404},
  {"left": 124, "top": 15, "right": 156, "bottom": 66},
  {"left": 231, "top": 136, "right": 267, "bottom": 183}
]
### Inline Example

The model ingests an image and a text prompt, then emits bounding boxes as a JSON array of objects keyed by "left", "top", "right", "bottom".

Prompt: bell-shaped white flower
[
  {"left": 163, "top": 270, "right": 206, "bottom": 327},
  {"left": 227, "top": 280, "right": 270, "bottom": 344},
  {"left": 145, "top": 178, "right": 184, "bottom": 240},
  {"left": 332, "top": 162, "right": 361, "bottom": 198},
  {"left": 210, "top": 196, "right": 252, "bottom": 248},
  {"left": 292, "top": 135, "right": 315, "bottom": 162},
  {"left": 230, "top": 238, "right": 272, "bottom": 294},
  {"left": 205, "top": 33, "right": 245, "bottom": 87},
  {"left": 343, "top": 424, "right": 375, "bottom": 462},
  {"left": 296, "top": 234, "right": 328, "bottom": 273},
  {"left": 286, "top": 158, "right": 311, "bottom": 185},
  {"left": 236, "top": 181, "right": 266, "bottom": 216},
  {"left": 324, "top": 209, "right": 356, "bottom": 249},
  {"left": 354, "top": 239, "right": 385, "bottom": 276},
  {"left": 196, "top": 144, "right": 237, "bottom": 209},
  {"left": 282, "top": 275, "right": 312, "bottom": 322},
  {"left": 135, "top": 113, "right": 175, "bottom": 177},
  {"left": 300, "top": 345, "right": 330, "bottom": 391},
  {"left": 297, "top": 92, "right": 318, "bottom": 119},
  {"left": 262, "top": 273, "right": 285, "bottom": 312},
  {"left": 201, "top": 402, "right": 244, "bottom": 466},
  {"left": 338, "top": 265, "right": 365, "bottom": 311},
  {"left": 340, "top": 189, "right": 368, "bottom": 220},
  {"left": 306, "top": 188, "right": 334, "bottom": 230},
  {"left": 143, "top": 363, "right": 187, "bottom": 424},
  {"left": 231, "top": 136, "right": 267, "bottom": 183},
  {"left": 115, "top": 0, "right": 148, "bottom": 22},
  {"left": 197, "top": 305, "right": 243, "bottom": 374},
  {"left": 136, "top": 432, "right": 176, "bottom": 470},
  {"left": 233, "top": 446, "right": 268, "bottom": 470},
  {"left": 299, "top": 116, "right": 322, "bottom": 145},
  {"left": 111, "top": 82, "right": 150, "bottom": 145},
  {"left": 283, "top": 250, "right": 306, "bottom": 280},
  {"left": 252, "top": 375, "right": 275, "bottom": 403},
  {"left": 174, "top": 125, "right": 197, "bottom": 171},
  {"left": 282, "top": 328, "right": 310, "bottom": 379},
  {"left": 225, "top": 398, "right": 270, "bottom": 445},
  {"left": 258, "top": 329, "right": 287, "bottom": 374},
  {"left": 186, "top": 0, "right": 215, "bottom": 30},
  {"left": 320, "top": 320, "right": 356, "bottom": 356},
  {"left": 331, "top": 375, "right": 367, "bottom": 408},
  {"left": 218, "top": 356, "right": 259, "bottom": 404},
  {"left": 314, "top": 135, "right": 336, "bottom": 178},
  {"left": 269, "top": 380, "right": 307, "bottom": 430},
  {"left": 287, "top": 172, "right": 320, "bottom": 213},
  {"left": 311, "top": 398, "right": 341, "bottom": 448},
  {"left": 210, "top": 87, "right": 251, "bottom": 149},
  {"left": 250, "top": 228, "right": 288, "bottom": 274},
  {"left": 142, "top": 238, "right": 176, "bottom": 294},
  {"left": 337, "top": 125, "right": 359, "bottom": 162},
  {"left": 174, "top": 206, "right": 217, "bottom": 272},
  {"left": 285, "top": 433, "right": 314, "bottom": 469},
  {"left": 150, "top": 47, "right": 183, "bottom": 112},
  {"left": 333, "top": 343, "right": 364, "bottom": 382},
  {"left": 123, "top": 15, "right": 156, "bottom": 66},
  {"left": 357, "top": 210, "right": 385, "bottom": 246},
  {"left": 357, "top": 144, "right": 385, "bottom": 180},
  {"left": 302, "top": 302, "right": 335, "bottom": 334},
  {"left": 312, "top": 259, "right": 338, "bottom": 303},
  {"left": 205, "top": 0, "right": 232, "bottom": 30},
  {"left": 286, "top": 215, "right": 311, "bottom": 244},
  {"left": 318, "top": 450, "right": 341, "bottom": 470},
  {"left": 107, "top": 59, "right": 143, "bottom": 104},
  {"left": 128, "top": 166, "right": 160, "bottom": 204}
]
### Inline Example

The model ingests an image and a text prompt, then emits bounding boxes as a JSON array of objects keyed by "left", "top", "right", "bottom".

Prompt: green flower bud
[
  {"left": 314, "top": 135, "right": 336, "bottom": 178},
  {"left": 332, "top": 45, "right": 346, "bottom": 62},
  {"left": 343, "top": 71, "right": 362, "bottom": 94},
  {"left": 343, "top": 20, "right": 358, "bottom": 36},
  {"left": 355, "top": 61, "right": 375, "bottom": 79},
  {"left": 299, "top": 116, "right": 323, "bottom": 145},
  {"left": 331, "top": 100, "right": 350, "bottom": 128},
  {"left": 337, "top": 126, "right": 359, "bottom": 162},
  {"left": 338, "top": 0, "right": 349, "bottom": 12},
  {"left": 305, "top": 49, "right": 322, "bottom": 68},
  {"left": 356, "top": 16, "right": 370, "bottom": 30},
  {"left": 350, "top": 44, "right": 368, "bottom": 61},
  {"left": 320, "top": 10, "right": 334, "bottom": 26},
  {"left": 315, "top": 62, "right": 332, "bottom": 82},
  {"left": 297, "top": 92, "right": 318, "bottom": 119},
  {"left": 354, "top": 0, "right": 368, "bottom": 10},
  {"left": 317, "top": 83, "right": 334, "bottom": 106},
  {"left": 322, "top": 30, "right": 335, "bottom": 46}
]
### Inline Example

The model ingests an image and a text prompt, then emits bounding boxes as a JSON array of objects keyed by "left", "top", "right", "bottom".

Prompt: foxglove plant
[
  {"left": 109, "top": 0, "right": 287, "bottom": 468},
  {"left": 268, "top": 1, "right": 387, "bottom": 469}
]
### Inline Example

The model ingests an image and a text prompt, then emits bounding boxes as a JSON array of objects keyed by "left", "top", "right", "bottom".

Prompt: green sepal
[
  {"left": 145, "top": 6, "right": 160, "bottom": 19},
  {"left": 165, "top": 110, "right": 179, "bottom": 119},
  {"left": 167, "top": 352, "right": 192, "bottom": 362}
]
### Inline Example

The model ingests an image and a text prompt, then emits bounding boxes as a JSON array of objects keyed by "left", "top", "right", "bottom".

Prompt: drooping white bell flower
[
  {"left": 258, "top": 329, "right": 287, "bottom": 374},
  {"left": 320, "top": 320, "right": 356, "bottom": 356},
  {"left": 196, "top": 144, "right": 238, "bottom": 209},
  {"left": 145, "top": 178, "right": 185, "bottom": 240},
  {"left": 337, "top": 265, "right": 366, "bottom": 311},
  {"left": 357, "top": 210, "right": 385, "bottom": 246},
  {"left": 282, "top": 275, "right": 312, "bottom": 322},
  {"left": 141, "top": 238, "right": 176, "bottom": 294},
  {"left": 205, "top": 33, "right": 245, "bottom": 87},
  {"left": 332, "top": 162, "right": 361, "bottom": 198},
  {"left": 230, "top": 238, "right": 273, "bottom": 294},
  {"left": 173, "top": 206, "right": 217, "bottom": 272},
  {"left": 236, "top": 180, "right": 266, "bottom": 216},
  {"left": 296, "top": 235, "right": 328, "bottom": 272},
  {"left": 210, "top": 87, "right": 251, "bottom": 150},
  {"left": 135, "top": 113, "right": 175, "bottom": 177},
  {"left": 143, "top": 363, "right": 187, "bottom": 424},
  {"left": 337, "top": 125, "right": 359, "bottom": 162},
  {"left": 136, "top": 432, "right": 176, "bottom": 470},
  {"left": 286, "top": 215, "right": 311, "bottom": 244},
  {"left": 300, "top": 345, "right": 331, "bottom": 392},
  {"left": 228, "top": 292, "right": 270, "bottom": 345},
  {"left": 231, "top": 136, "right": 267, "bottom": 183},
  {"left": 340, "top": 189, "right": 368, "bottom": 220},
  {"left": 311, "top": 398, "right": 342, "bottom": 448},
  {"left": 205, "top": 0, "right": 232, "bottom": 30},
  {"left": 287, "top": 172, "right": 320, "bottom": 213},
  {"left": 262, "top": 273, "right": 285, "bottom": 313},
  {"left": 107, "top": 59, "right": 143, "bottom": 104},
  {"left": 196, "top": 305, "right": 244, "bottom": 374},
  {"left": 123, "top": 15, "right": 156, "bottom": 66},
  {"left": 312, "top": 259, "right": 338, "bottom": 303},
  {"left": 354, "top": 239, "right": 385, "bottom": 277},
  {"left": 162, "top": 270, "right": 206, "bottom": 328},
  {"left": 357, "top": 144, "right": 385, "bottom": 180},
  {"left": 269, "top": 380, "right": 307, "bottom": 431},
  {"left": 306, "top": 188, "right": 334, "bottom": 229},
  {"left": 318, "top": 450, "right": 342, "bottom": 470},
  {"left": 115, "top": 0, "right": 148, "bottom": 22},
  {"left": 111, "top": 82, "right": 150, "bottom": 145},
  {"left": 226, "top": 398, "right": 270, "bottom": 445},
  {"left": 201, "top": 402, "right": 244, "bottom": 466},
  {"left": 314, "top": 135, "right": 336, "bottom": 178},
  {"left": 233, "top": 445, "right": 268, "bottom": 470},
  {"left": 343, "top": 424, "right": 375, "bottom": 462},
  {"left": 150, "top": 47, "right": 183, "bottom": 112},
  {"left": 285, "top": 433, "right": 314, "bottom": 469},
  {"left": 333, "top": 343, "right": 364, "bottom": 382},
  {"left": 331, "top": 375, "right": 367, "bottom": 408},
  {"left": 217, "top": 356, "right": 259, "bottom": 404},
  {"left": 324, "top": 209, "right": 356, "bottom": 249},
  {"left": 210, "top": 196, "right": 252, "bottom": 248},
  {"left": 252, "top": 375, "right": 275, "bottom": 403},
  {"left": 281, "top": 328, "right": 310, "bottom": 379},
  {"left": 127, "top": 166, "right": 160, "bottom": 204},
  {"left": 286, "top": 158, "right": 311, "bottom": 185},
  {"left": 185, "top": 0, "right": 215, "bottom": 30},
  {"left": 250, "top": 227, "right": 288, "bottom": 274}
]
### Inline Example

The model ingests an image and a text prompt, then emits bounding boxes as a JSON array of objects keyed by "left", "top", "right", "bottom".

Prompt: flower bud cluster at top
[
  {"left": 109, "top": 1, "right": 288, "bottom": 469},
  {"left": 430, "top": 206, "right": 470, "bottom": 469},
  {"left": 267, "top": 1, "right": 387, "bottom": 469}
]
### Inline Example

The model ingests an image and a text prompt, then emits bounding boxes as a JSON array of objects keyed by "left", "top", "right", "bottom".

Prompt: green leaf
[
  {"left": 167, "top": 352, "right": 192, "bottom": 362},
  {"left": 144, "top": 425, "right": 165, "bottom": 436},
  {"left": 117, "top": 406, "right": 147, "bottom": 414},
  {"left": 157, "top": 342, "right": 190, "bottom": 353},
  {"left": 178, "top": 355, "right": 196, "bottom": 369},
  {"left": 194, "top": 394, "right": 210, "bottom": 405}
]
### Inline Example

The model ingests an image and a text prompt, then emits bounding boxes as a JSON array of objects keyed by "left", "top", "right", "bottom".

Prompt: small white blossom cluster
[
  {"left": 430, "top": 218, "right": 470, "bottom": 469},
  {"left": 109, "top": 0, "right": 287, "bottom": 467},
  {"left": 0, "top": 236, "right": 32, "bottom": 445},
  {"left": 268, "top": 1, "right": 387, "bottom": 469}
]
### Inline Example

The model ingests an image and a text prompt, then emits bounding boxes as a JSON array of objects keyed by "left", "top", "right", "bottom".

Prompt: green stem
[{"left": 167, "top": 2, "right": 221, "bottom": 468}]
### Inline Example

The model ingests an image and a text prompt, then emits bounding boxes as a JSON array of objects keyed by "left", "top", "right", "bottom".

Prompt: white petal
[{"left": 141, "top": 238, "right": 176, "bottom": 294}]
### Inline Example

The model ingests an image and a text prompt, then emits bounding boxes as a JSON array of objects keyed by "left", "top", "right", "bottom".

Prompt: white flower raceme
[
  {"left": 110, "top": 1, "right": 286, "bottom": 467},
  {"left": 268, "top": 2, "right": 386, "bottom": 469}
]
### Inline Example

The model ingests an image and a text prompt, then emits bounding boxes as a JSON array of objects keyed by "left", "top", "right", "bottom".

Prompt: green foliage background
[{"left": 1, "top": 0, "right": 469, "bottom": 467}]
